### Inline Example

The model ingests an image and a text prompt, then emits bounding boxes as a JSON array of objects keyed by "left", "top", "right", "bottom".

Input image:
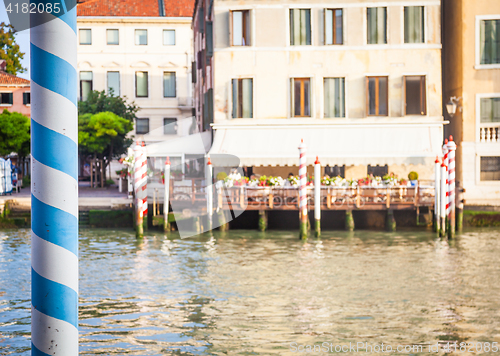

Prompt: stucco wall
[
  {"left": 77, "top": 17, "right": 194, "bottom": 144},
  {"left": 212, "top": 1, "right": 442, "bottom": 122}
]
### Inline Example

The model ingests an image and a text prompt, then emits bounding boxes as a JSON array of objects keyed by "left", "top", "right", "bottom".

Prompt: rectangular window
[
  {"left": 480, "top": 20, "right": 500, "bottom": 65},
  {"left": 290, "top": 9, "right": 311, "bottom": 46},
  {"left": 163, "top": 72, "right": 176, "bottom": 98},
  {"left": 367, "top": 7, "right": 387, "bottom": 44},
  {"left": 135, "top": 71, "right": 148, "bottom": 97},
  {"left": 107, "top": 71, "right": 120, "bottom": 96},
  {"left": 107, "top": 29, "right": 119, "bottom": 45},
  {"left": 136, "top": 118, "right": 149, "bottom": 135},
  {"left": 231, "top": 10, "right": 250, "bottom": 46},
  {"left": 324, "top": 78, "right": 345, "bottom": 118},
  {"left": 0, "top": 92, "right": 13, "bottom": 105},
  {"left": 79, "top": 29, "right": 91, "bottom": 45},
  {"left": 404, "top": 6, "right": 425, "bottom": 43},
  {"left": 163, "top": 29, "right": 176, "bottom": 45},
  {"left": 135, "top": 29, "right": 147, "bottom": 45},
  {"left": 480, "top": 156, "right": 500, "bottom": 181},
  {"left": 232, "top": 78, "right": 253, "bottom": 118},
  {"left": 480, "top": 97, "right": 500, "bottom": 123},
  {"left": 366, "top": 76, "right": 388, "bottom": 116},
  {"left": 23, "top": 92, "right": 30, "bottom": 105},
  {"left": 368, "top": 164, "right": 389, "bottom": 177},
  {"left": 292, "top": 78, "right": 311, "bottom": 117},
  {"left": 163, "top": 118, "right": 177, "bottom": 135},
  {"left": 404, "top": 76, "right": 426, "bottom": 115},
  {"left": 325, "top": 9, "right": 343, "bottom": 45},
  {"left": 80, "top": 71, "right": 93, "bottom": 101},
  {"left": 325, "top": 165, "right": 345, "bottom": 178}
]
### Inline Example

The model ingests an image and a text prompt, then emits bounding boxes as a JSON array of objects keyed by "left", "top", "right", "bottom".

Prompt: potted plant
[{"left": 408, "top": 171, "right": 419, "bottom": 186}]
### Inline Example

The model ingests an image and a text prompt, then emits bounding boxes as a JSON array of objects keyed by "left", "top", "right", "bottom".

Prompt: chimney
[{"left": 0, "top": 60, "right": 6, "bottom": 72}]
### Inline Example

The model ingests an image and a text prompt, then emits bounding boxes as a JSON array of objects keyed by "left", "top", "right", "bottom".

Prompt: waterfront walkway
[{"left": 0, "top": 182, "right": 131, "bottom": 212}]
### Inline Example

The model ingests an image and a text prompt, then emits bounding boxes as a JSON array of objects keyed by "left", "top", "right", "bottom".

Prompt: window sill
[
  {"left": 0, "top": 104, "right": 13, "bottom": 107},
  {"left": 79, "top": 43, "right": 92, "bottom": 46},
  {"left": 475, "top": 64, "right": 500, "bottom": 70}
]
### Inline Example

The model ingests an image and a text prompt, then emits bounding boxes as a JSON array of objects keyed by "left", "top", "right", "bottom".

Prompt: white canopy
[
  {"left": 145, "top": 131, "right": 212, "bottom": 157},
  {"left": 208, "top": 122, "right": 444, "bottom": 167}
]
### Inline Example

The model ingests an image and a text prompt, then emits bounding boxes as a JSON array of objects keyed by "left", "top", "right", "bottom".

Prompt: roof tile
[
  {"left": 0, "top": 72, "right": 30, "bottom": 86},
  {"left": 77, "top": 0, "right": 194, "bottom": 17}
]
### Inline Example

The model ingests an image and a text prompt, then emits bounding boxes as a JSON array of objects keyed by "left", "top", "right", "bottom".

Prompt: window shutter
[
  {"left": 199, "top": 7, "right": 205, "bottom": 34},
  {"left": 7, "top": 93, "right": 13, "bottom": 105},
  {"left": 206, "top": 21, "right": 213, "bottom": 57},
  {"left": 207, "top": 88, "right": 214, "bottom": 124},
  {"left": 203, "top": 92, "right": 208, "bottom": 130},
  {"left": 403, "top": 76, "right": 407, "bottom": 116},
  {"left": 229, "top": 11, "right": 233, "bottom": 46},
  {"left": 192, "top": 62, "right": 197, "bottom": 83}
]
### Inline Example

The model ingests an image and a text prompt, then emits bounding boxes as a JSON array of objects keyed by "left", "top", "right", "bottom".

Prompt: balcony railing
[{"left": 480, "top": 123, "right": 500, "bottom": 143}]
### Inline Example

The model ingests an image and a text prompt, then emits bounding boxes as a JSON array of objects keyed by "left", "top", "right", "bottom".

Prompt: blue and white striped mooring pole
[{"left": 30, "top": 6, "right": 79, "bottom": 356}]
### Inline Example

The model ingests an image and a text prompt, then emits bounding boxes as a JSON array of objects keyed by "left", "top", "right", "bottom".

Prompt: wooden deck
[{"left": 167, "top": 181, "right": 435, "bottom": 211}]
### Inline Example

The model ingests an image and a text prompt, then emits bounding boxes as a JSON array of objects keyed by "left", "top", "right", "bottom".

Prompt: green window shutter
[
  {"left": 206, "top": 21, "right": 213, "bottom": 57},
  {"left": 207, "top": 88, "right": 214, "bottom": 123},
  {"left": 199, "top": 8, "right": 205, "bottom": 34},
  {"left": 192, "top": 62, "right": 196, "bottom": 83}
]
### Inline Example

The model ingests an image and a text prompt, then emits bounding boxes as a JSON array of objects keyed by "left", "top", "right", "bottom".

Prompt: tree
[
  {"left": 78, "top": 90, "right": 138, "bottom": 122},
  {"left": 0, "top": 109, "right": 30, "bottom": 157},
  {"left": 78, "top": 111, "right": 133, "bottom": 185},
  {"left": 0, "top": 23, "right": 26, "bottom": 75}
]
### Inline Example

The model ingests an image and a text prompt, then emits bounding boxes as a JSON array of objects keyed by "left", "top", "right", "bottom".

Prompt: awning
[
  {"left": 145, "top": 131, "right": 212, "bottom": 157},
  {"left": 208, "top": 122, "right": 444, "bottom": 167}
]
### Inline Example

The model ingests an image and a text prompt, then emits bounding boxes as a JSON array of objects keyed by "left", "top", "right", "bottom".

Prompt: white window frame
[
  {"left": 106, "top": 29, "right": 119, "bottom": 45},
  {"left": 163, "top": 29, "right": 176, "bottom": 46},
  {"left": 475, "top": 15, "right": 500, "bottom": 69},
  {"left": 364, "top": 6, "right": 389, "bottom": 47},
  {"left": 135, "top": 29, "right": 148, "bottom": 46},
  {"left": 475, "top": 92, "right": 500, "bottom": 142},
  {"left": 324, "top": 8, "right": 344, "bottom": 46},
  {"left": 401, "top": 73, "right": 428, "bottom": 117},
  {"left": 106, "top": 71, "right": 121, "bottom": 96},
  {"left": 322, "top": 76, "right": 348, "bottom": 119},
  {"left": 0, "top": 92, "right": 13, "bottom": 106},
  {"left": 400, "top": 5, "right": 427, "bottom": 46},
  {"left": 163, "top": 71, "right": 177, "bottom": 98},
  {"left": 289, "top": 76, "right": 314, "bottom": 118},
  {"left": 287, "top": 7, "right": 314, "bottom": 47},
  {"left": 476, "top": 154, "right": 500, "bottom": 186},
  {"left": 365, "top": 73, "right": 390, "bottom": 117},
  {"left": 163, "top": 117, "right": 178, "bottom": 135},
  {"left": 79, "top": 29, "right": 92, "bottom": 45},
  {"left": 230, "top": 75, "right": 255, "bottom": 119},
  {"left": 135, "top": 118, "right": 150, "bottom": 135},
  {"left": 135, "top": 71, "right": 149, "bottom": 98}
]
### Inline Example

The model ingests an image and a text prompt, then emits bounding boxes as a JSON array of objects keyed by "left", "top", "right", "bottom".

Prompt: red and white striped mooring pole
[
  {"left": 134, "top": 141, "right": 148, "bottom": 237},
  {"left": 298, "top": 140, "right": 308, "bottom": 239},
  {"left": 434, "top": 156, "right": 441, "bottom": 233},
  {"left": 441, "top": 139, "right": 449, "bottom": 237},
  {"left": 447, "top": 136, "right": 457, "bottom": 238}
]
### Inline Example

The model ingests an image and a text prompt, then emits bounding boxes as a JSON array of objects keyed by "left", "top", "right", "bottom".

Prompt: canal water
[{"left": 1, "top": 228, "right": 500, "bottom": 355}]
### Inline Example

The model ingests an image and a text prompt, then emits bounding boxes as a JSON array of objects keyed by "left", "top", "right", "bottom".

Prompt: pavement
[{"left": 0, "top": 181, "right": 132, "bottom": 211}]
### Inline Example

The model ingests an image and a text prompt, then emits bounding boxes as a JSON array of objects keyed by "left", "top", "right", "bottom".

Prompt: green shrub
[
  {"left": 22, "top": 175, "right": 30, "bottom": 188},
  {"left": 408, "top": 171, "right": 419, "bottom": 181},
  {"left": 216, "top": 172, "right": 227, "bottom": 181},
  {"left": 105, "top": 179, "right": 115, "bottom": 186}
]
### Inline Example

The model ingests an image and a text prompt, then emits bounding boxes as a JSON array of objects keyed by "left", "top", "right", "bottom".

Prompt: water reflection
[{"left": 1, "top": 228, "right": 500, "bottom": 355}]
